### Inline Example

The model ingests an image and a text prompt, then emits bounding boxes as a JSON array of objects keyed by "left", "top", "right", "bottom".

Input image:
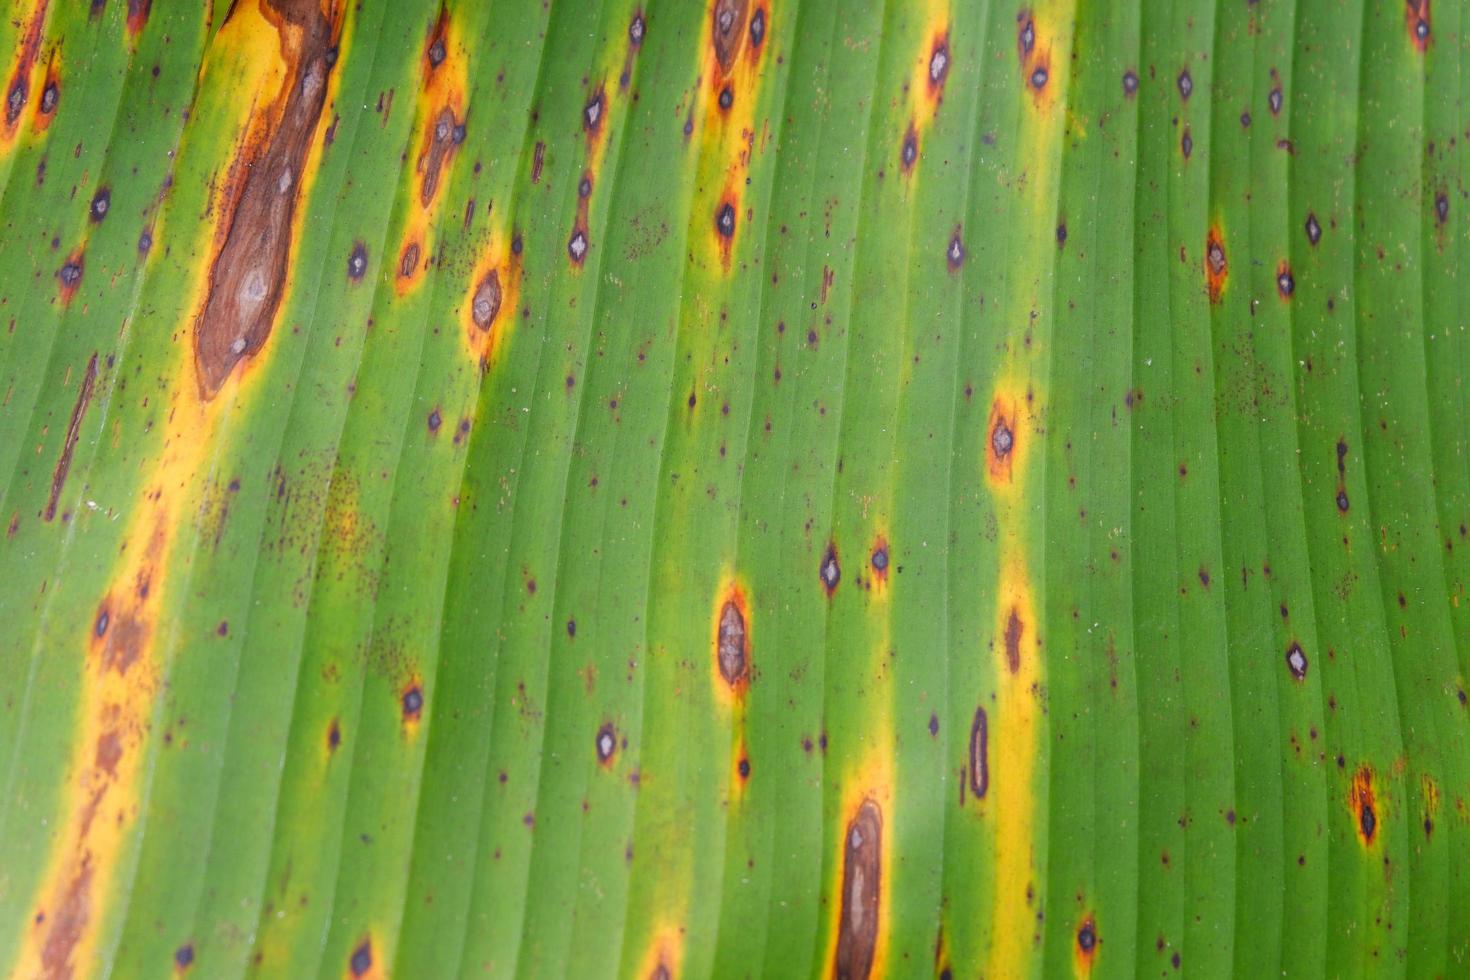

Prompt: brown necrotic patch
[
  {"left": 398, "top": 240, "right": 422, "bottom": 281},
  {"left": 33, "top": 56, "right": 58, "bottom": 134},
  {"left": 1285, "top": 640, "right": 1308, "bottom": 680},
  {"left": 1017, "top": 11, "right": 1035, "bottom": 61},
  {"left": 1003, "top": 606, "right": 1024, "bottom": 674},
  {"left": 711, "top": 0, "right": 749, "bottom": 73},
  {"left": 927, "top": 31, "right": 950, "bottom": 98},
  {"left": 470, "top": 269, "right": 502, "bottom": 331},
  {"left": 1349, "top": 765, "right": 1377, "bottom": 847},
  {"left": 969, "top": 706, "right": 989, "bottom": 800},
  {"left": 418, "top": 105, "right": 463, "bottom": 208},
  {"left": 1406, "top": 0, "right": 1431, "bottom": 51},
  {"left": 3, "top": 0, "right": 48, "bottom": 136},
  {"left": 899, "top": 122, "right": 918, "bottom": 174},
  {"left": 716, "top": 588, "right": 750, "bottom": 693},
  {"left": 835, "top": 800, "right": 883, "bottom": 980},
  {"left": 423, "top": 5, "right": 450, "bottom": 77},
  {"left": 986, "top": 400, "right": 1016, "bottom": 483},
  {"left": 596, "top": 722, "right": 617, "bottom": 766},
  {"left": 126, "top": 0, "right": 151, "bottom": 36},
  {"left": 43, "top": 353, "right": 97, "bottom": 522},
  {"left": 1204, "top": 226, "right": 1227, "bottom": 304},
  {"left": 583, "top": 84, "right": 606, "bottom": 138},
  {"left": 193, "top": 0, "right": 339, "bottom": 399},
  {"left": 820, "top": 541, "right": 841, "bottom": 597}
]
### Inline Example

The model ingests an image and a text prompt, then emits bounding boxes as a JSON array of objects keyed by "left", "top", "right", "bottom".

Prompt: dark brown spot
[
  {"left": 174, "top": 944, "right": 194, "bottom": 969},
  {"left": 1181, "top": 128, "right": 1192, "bottom": 159},
  {"left": 420, "top": 106, "right": 461, "bottom": 207},
  {"left": 715, "top": 202, "right": 736, "bottom": 239},
  {"left": 194, "top": 5, "right": 335, "bottom": 398},
  {"left": 327, "top": 718, "right": 341, "bottom": 751},
  {"left": 1018, "top": 16, "right": 1035, "bottom": 58},
  {"left": 1029, "top": 66, "right": 1048, "bottom": 90},
  {"left": 427, "top": 408, "right": 442, "bottom": 433},
  {"left": 871, "top": 544, "right": 888, "bottom": 572},
  {"left": 1004, "top": 607, "right": 1023, "bottom": 673},
  {"left": 1336, "top": 489, "right": 1350, "bottom": 513},
  {"left": 1122, "top": 70, "right": 1139, "bottom": 96},
  {"left": 835, "top": 800, "right": 882, "bottom": 980},
  {"left": 1205, "top": 228, "right": 1227, "bottom": 302},
  {"left": 711, "top": 0, "right": 749, "bottom": 73},
  {"left": 1077, "top": 919, "right": 1096, "bottom": 952},
  {"left": 583, "top": 89, "right": 605, "bottom": 134},
  {"left": 350, "top": 941, "right": 372, "bottom": 977},
  {"left": 596, "top": 722, "right": 617, "bottom": 763},
  {"left": 1305, "top": 212, "right": 1321, "bottom": 245},
  {"left": 44, "top": 353, "right": 97, "bottom": 522},
  {"left": 531, "top": 141, "right": 545, "bottom": 183},
  {"left": 39, "top": 80, "right": 57, "bottom": 115},
  {"left": 1277, "top": 266, "right": 1294, "bottom": 298},
  {"left": 929, "top": 38, "right": 950, "bottom": 88},
  {"left": 578, "top": 174, "right": 592, "bottom": 198},
  {"left": 58, "top": 259, "right": 83, "bottom": 289},
  {"left": 471, "top": 270, "right": 502, "bottom": 330},
  {"left": 1435, "top": 192, "right": 1449, "bottom": 225},
  {"left": 1286, "top": 641, "right": 1308, "bottom": 680},
  {"left": 820, "top": 542, "right": 841, "bottom": 595},
  {"left": 969, "top": 706, "right": 988, "bottom": 798},
  {"left": 900, "top": 125, "right": 918, "bottom": 172},
  {"left": 718, "top": 85, "right": 733, "bottom": 111},
  {"left": 399, "top": 242, "right": 421, "bottom": 279},
  {"left": 717, "top": 599, "right": 748, "bottom": 688},
  {"left": 749, "top": 7, "right": 765, "bottom": 48},
  {"left": 928, "top": 713, "right": 938, "bottom": 737},
  {"left": 1177, "top": 69, "right": 1193, "bottom": 100},
  {"left": 347, "top": 242, "right": 367, "bottom": 281},
  {"left": 629, "top": 12, "right": 645, "bottom": 47},
  {"left": 89, "top": 187, "right": 110, "bottom": 222},
  {"left": 946, "top": 228, "right": 965, "bottom": 269},
  {"left": 737, "top": 756, "right": 750, "bottom": 779},
  {"left": 1360, "top": 800, "right": 1376, "bottom": 841},
  {"left": 402, "top": 685, "right": 423, "bottom": 720},
  {"left": 1268, "top": 86, "right": 1283, "bottom": 115}
]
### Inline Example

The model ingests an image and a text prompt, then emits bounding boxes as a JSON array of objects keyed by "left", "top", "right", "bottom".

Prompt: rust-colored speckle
[
  {"left": 44, "top": 353, "right": 97, "bottom": 522},
  {"left": 835, "top": 799, "right": 882, "bottom": 980}
]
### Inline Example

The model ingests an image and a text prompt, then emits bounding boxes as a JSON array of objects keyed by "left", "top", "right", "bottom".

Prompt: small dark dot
[
  {"left": 715, "top": 202, "right": 736, "bottom": 238},
  {"left": 750, "top": 8, "right": 765, "bottom": 47},
  {"left": 1240, "top": 111, "right": 1251, "bottom": 127},
  {"left": 1177, "top": 69, "right": 1193, "bottom": 100},
  {"left": 1056, "top": 223, "right": 1067, "bottom": 247},
  {"left": 428, "top": 38, "right": 446, "bottom": 67},
  {"left": 737, "top": 757, "right": 750, "bottom": 778},
  {"left": 1122, "top": 70, "right": 1139, "bottom": 95},
  {"left": 928, "top": 713, "right": 939, "bottom": 736},
  {"left": 1030, "top": 66, "right": 1048, "bottom": 90},
  {"left": 567, "top": 618, "right": 576, "bottom": 637},
  {"left": 174, "top": 944, "right": 195, "bottom": 968},
  {"left": 718, "top": 85, "right": 733, "bottom": 110}
]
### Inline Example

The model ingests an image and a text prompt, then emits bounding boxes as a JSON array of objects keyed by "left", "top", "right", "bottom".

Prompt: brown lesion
[
  {"left": 1074, "top": 914, "right": 1098, "bottom": 972},
  {"left": 716, "top": 591, "right": 750, "bottom": 694},
  {"left": 968, "top": 705, "right": 988, "bottom": 799},
  {"left": 418, "top": 104, "right": 463, "bottom": 208},
  {"left": 193, "top": 0, "right": 342, "bottom": 399},
  {"left": 710, "top": 0, "right": 749, "bottom": 74},
  {"left": 835, "top": 799, "right": 883, "bottom": 980},
  {"left": 33, "top": 54, "right": 59, "bottom": 134},
  {"left": 986, "top": 399, "right": 1017, "bottom": 484},
  {"left": 422, "top": 4, "right": 450, "bottom": 78},
  {"left": 2, "top": 0, "right": 48, "bottom": 139},
  {"left": 43, "top": 352, "right": 98, "bottom": 522},
  {"left": 1204, "top": 225, "right": 1227, "bottom": 304},
  {"left": 1349, "top": 764, "right": 1378, "bottom": 847},
  {"left": 1003, "top": 607, "right": 1024, "bottom": 674},
  {"left": 1406, "top": 0, "right": 1431, "bottom": 52}
]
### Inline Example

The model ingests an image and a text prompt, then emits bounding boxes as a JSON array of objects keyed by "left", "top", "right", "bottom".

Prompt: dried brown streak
[
  {"left": 193, "top": 0, "right": 337, "bottom": 398},
  {"left": 43, "top": 353, "right": 97, "bottom": 522},
  {"left": 835, "top": 800, "right": 882, "bottom": 980}
]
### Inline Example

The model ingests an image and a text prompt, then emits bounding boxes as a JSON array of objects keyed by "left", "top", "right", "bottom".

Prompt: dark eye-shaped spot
[
  {"left": 1177, "top": 69, "right": 1192, "bottom": 100},
  {"left": 1305, "top": 212, "right": 1322, "bottom": 245},
  {"left": 715, "top": 202, "right": 736, "bottom": 238},
  {"left": 1122, "top": 70, "right": 1139, "bottom": 96},
  {"left": 1030, "top": 66, "right": 1048, "bottom": 90}
]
